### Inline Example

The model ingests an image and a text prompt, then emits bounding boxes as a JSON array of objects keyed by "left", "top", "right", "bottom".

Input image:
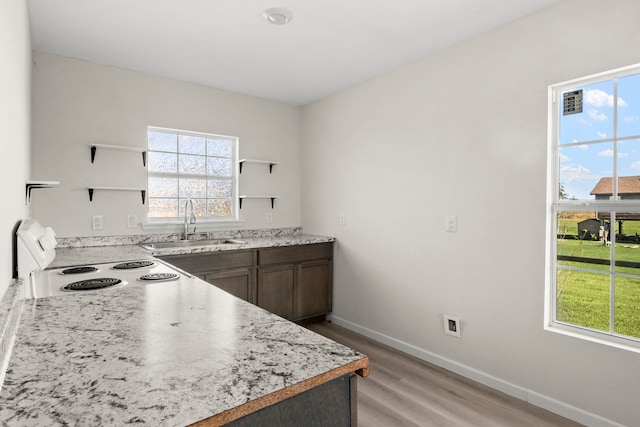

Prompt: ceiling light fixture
[{"left": 263, "top": 7, "right": 293, "bottom": 25}]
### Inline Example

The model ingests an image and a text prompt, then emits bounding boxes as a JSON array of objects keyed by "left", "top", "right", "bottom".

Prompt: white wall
[
  {"left": 31, "top": 52, "right": 301, "bottom": 237},
  {"left": 301, "top": 0, "right": 640, "bottom": 425},
  {"left": 0, "top": 0, "right": 31, "bottom": 296}
]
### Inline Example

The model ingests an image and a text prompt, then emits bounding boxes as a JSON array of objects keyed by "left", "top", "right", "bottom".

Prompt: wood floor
[{"left": 305, "top": 321, "right": 584, "bottom": 427}]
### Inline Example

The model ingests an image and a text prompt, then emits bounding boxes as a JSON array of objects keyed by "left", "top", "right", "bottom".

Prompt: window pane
[
  {"left": 617, "top": 74, "right": 640, "bottom": 139},
  {"left": 613, "top": 212, "right": 640, "bottom": 273},
  {"left": 178, "top": 198, "right": 206, "bottom": 217},
  {"left": 556, "top": 212, "right": 610, "bottom": 272},
  {"left": 207, "top": 138, "right": 233, "bottom": 158},
  {"left": 207, "top": 157, "right": 232, "bottom": 176},
  {"left": 148, "top": 131, "right": 177, "bottom": 152},
  {"left": 556, "top": 269, "right": 610, "bottom": 332},
  {"left": 614, "top": 276, "right": 640, "bottom": 339},
  {"left": 179, "top": 135, "right": 206, "bottom": 155},
  {"left": 149, "top": 198, "right": 178, "bottom": 218},
  {"left": 207, "top": 179, "right": 232, "bottom": 198},
  {"left": 148, "top": 177, "right": 178, "bottom": 198},
  {"left": 207, "top": 199, "right": 232, "bottom": 217},
  {"left": 179, "top": 178, "right": 206, "bottom": 198},
  {"left": 559, "top": 142, "right": 613, "bottom": 201},
  {"left": 616, "top": 139, "right": 640, "bottom": 181},
  {"left": 148, "top": 152, "right": 177, "bottom": 173},
  {"left": 178, "top": 154, "right": 206, "bottom": 175},
  {"left": 560, "top": 81, "right": 614, "bottom": 145}
]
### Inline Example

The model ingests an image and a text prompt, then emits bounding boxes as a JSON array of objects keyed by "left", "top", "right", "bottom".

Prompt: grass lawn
[{"left": 556, "top": 239, "right": 640, "bottom": 339}]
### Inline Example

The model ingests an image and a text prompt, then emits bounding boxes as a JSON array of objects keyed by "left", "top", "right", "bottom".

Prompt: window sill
[
  {"left": 545, "top": 323, "right": 640, "bottom": 354},
  {"left": 141, "top": 219, "right": 245, "bottom": 232}
]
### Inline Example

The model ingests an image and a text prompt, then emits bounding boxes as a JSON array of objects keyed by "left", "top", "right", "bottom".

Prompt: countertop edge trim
[{"left": 189, "top": 356, "right": 369, "bottom": 427}]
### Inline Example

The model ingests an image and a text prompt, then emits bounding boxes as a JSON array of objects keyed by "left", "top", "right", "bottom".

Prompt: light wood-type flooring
[{"left": 306, "top": 321, "right": 584, "bottom": 427}]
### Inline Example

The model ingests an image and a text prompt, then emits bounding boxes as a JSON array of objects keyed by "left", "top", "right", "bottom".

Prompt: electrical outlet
[
  {"left": 339, "top": 212, "right": 346, "bottom": 226},
  {"left": 127, "top": 214, "right": 137, "bottom": 228},
  {"left": 445, "top": 215, "right": 457, "bottom": 232},
  {"left": 266, "top": 211, "right": 273, "bottom": 223},
  {"left": 92, "top": 215, "right": 104, "bottom": 230},
  {"left": 443, "top": 314, "right": 461, "bottom": 338}
]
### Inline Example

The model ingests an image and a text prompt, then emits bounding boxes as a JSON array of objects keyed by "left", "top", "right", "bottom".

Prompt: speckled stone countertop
[
  {"left": 0, "top": 272, "right": 367, "bottom": 425},
  {"left": 50, "top": 234, "right": 335, "bottom": 269}
]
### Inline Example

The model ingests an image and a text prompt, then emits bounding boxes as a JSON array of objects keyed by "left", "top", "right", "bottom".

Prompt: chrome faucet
[{"left": 183, "top": 197, "right": 196, "bottom": 240}]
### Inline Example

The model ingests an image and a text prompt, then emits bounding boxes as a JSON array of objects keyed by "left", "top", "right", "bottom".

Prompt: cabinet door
[
  {"left": 201, "top": 268, "right": 255, "bottom": 303},
  {"left": 258, "top": 265, "right": 295, "bottom": 319},
  {"left": 295, "top": 260, "right": 333, "bottom": 319}
]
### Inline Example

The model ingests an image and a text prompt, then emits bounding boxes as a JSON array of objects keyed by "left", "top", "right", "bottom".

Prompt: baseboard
[{"left": 327, "top": 315, "right": 623, "bottom": 427}]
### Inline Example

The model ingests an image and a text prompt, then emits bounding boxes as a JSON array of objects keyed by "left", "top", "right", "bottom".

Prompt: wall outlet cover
[{"left": 443, "top": 314, "right": 461, "bottom": 338}]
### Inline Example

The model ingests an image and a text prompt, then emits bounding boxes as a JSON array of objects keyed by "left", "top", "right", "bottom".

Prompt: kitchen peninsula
[{"left": 0, "top": 234, "right": 368, "bottom": 426}]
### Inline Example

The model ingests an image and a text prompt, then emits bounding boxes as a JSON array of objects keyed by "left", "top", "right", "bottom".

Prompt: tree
[{"left": 559, "top": 182, "right": 568, "bottom": 200}]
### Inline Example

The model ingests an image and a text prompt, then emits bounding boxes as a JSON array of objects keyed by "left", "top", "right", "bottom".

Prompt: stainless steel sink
[{"left": 138, "top": 239, "right": 246, "bottom": 250}]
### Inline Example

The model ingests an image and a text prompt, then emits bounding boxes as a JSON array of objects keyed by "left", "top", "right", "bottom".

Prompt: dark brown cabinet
[
  {"left": 258, "top": 243, "right": 333, "bottom": 321},
  {"left": 160, "top": 250, "right": 256, "bottom": 303},
  {"left": 257, "top": 264, "right": 295, "bottom": 318},
  {"left": 296, "top": 260, "right": 332, "bottom": 319},
  {"left": 201, "top": 268, "right": 254, "bottom": 302},
  {"left": 160, "top": 242, "right": 333, "bottom": 322}
]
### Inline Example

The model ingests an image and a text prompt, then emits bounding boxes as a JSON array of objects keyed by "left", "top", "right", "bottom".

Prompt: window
[
  {"left": 147, "top": 127, "right": 238, "bottom": 220},
  {"left": 548, "top": 64, "right": 640, "bottom": 351}
]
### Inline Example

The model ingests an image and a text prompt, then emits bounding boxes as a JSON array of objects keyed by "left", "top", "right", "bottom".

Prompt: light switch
[
  {"left": 446, "top": 215, "right": 457, "bottom": 232},
  {"left": 92, "top": 215, "right": 104, "bottom": 230}
]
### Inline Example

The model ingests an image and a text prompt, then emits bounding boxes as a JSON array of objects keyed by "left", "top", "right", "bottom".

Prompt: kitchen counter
[
  {"left": 50, "top": 234, "right": 335, "bottom": 269},
  {"left": 0, "top": 267, "right": 367, "bottom": 425}
]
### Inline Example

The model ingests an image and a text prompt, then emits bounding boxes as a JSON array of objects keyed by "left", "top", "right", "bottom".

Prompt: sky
[{"left": 558, "top": 73, "right": 640, "bottom": 200}]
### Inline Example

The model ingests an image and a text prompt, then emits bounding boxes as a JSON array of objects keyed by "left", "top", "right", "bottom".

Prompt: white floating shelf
[
  {"left": 239, "top": 159, "right": 280, "bottom": 174},
  {"left": 238, "top": 195, "right": 281, "bottom": 209},
  {"left": 90, "top": 144, "right": 147, "bottom": 166},
  {"left": 88, "top": 186, "right": 147, "bottom": 204}
]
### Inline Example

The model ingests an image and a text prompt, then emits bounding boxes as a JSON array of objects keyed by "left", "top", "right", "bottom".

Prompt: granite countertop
[
  {"left": 0, "top": 273, "right": 367, "bottom": 426},
  {"left": 50, "top": 234, "right": 335, "bottom": 269}
]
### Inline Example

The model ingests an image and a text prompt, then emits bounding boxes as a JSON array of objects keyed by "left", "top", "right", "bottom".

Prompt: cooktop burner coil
[
  {"left": 59, "top": 266, "right": 99, "bottom": 275},
  {"left": 61, "top": 278, "right": 124, "bottom": 292},
  {"left": 138, "top": 273, "right": 180, "bottom": 282},
  {"left": 112, "top": 260, "right": 155, "bottom": 270}
]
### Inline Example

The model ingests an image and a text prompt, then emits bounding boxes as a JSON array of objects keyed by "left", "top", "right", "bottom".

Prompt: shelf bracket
[
  {"left": 90, "top": 145, "right": 97, "bottom": 163},
  {"left": 269, "top": 163, "right": 275, "bottom": 174},
  {"left": 239, "top": 161, "right": 244, "bottom": 174},
  {"left": 271, "top": 197, "right": 276, "bottom": 208},
  {"left": 142, "top": 151, "right": 147, "bottom": 167},
  {"left": 25, "top": 182, "right": 59, "bottom": 205},
  {"left": 88, "top": 188, "right": 94, "bottom": 201},
  {"left": 141, "top": 190, "right": 146, "bottom": 204}
]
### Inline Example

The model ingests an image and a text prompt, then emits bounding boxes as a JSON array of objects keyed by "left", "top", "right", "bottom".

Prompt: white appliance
[
  {"left": 16, "top": 219, "right": 192, "bottom": 299},
  {"left": 16, "top": 219, "right": 56, "bottom": 280}
]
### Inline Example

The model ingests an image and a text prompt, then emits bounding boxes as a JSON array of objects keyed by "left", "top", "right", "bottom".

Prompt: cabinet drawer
[
  {"left": 160, "top": 250, "right": 255, "bottom": 274},
  {"left": 258, "top": 243, "right": 333, "bottom": 266}
]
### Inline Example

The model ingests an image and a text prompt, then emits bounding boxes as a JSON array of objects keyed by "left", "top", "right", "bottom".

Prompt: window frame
[
  {"left": 146, "top": 126, "right": 240, "bottom": 224},
  {"left": 546, "top": 63, "right": 640, "bottom": 353}
]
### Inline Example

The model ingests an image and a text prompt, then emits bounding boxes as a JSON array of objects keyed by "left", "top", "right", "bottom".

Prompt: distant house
[
  {"left": 590, "top": 176, "right": 640, "bottom": 233},
  {"left": 590, "top": 176, "right": 640, "bottom": 200}
]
